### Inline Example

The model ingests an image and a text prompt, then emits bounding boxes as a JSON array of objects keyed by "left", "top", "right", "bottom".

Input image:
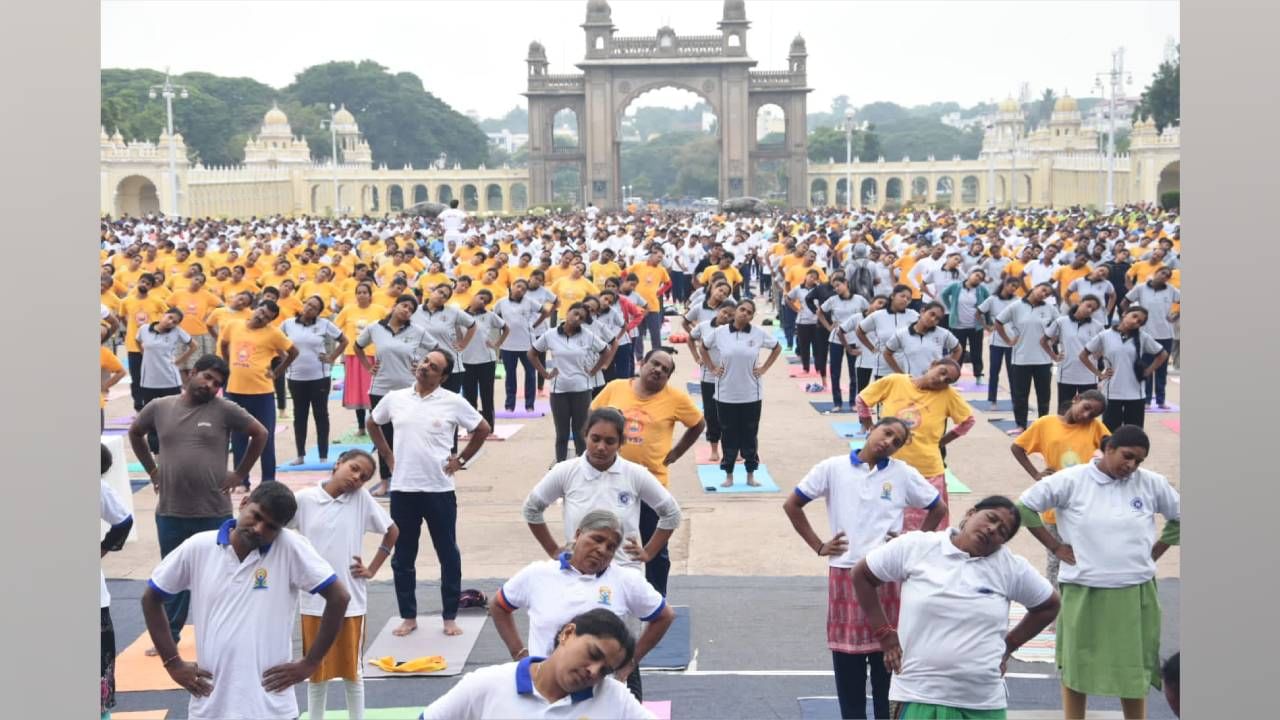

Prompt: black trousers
[
  {"left": 1104, "top": 398, "right": 1146, "bottom": 431},
  {"left": 828, "top": 342, "right": 858, "bottom": 407},
  {"left": 501, "top": 350, "right": 538, "bottom": 411},
  {"left": 551, "top": 390, "right": 592, "bottom": 461},
  {"left": 1056, "top": 382, "right": 1097, "bottom": 414},
  {"left": 1009, "top": 363, "right": 1053, "bottom": 428},
  {"left": 952, "top": 327, "right": 985, "bottom": 378},
  {"left": 833, "top": 651, "right": 892, "bottom": 719},
  {"left": 639, "top": 501, "right": 671, "bottom": 596},
  {"left": 138, "top": 386, "right": 181, "bottom": 453},
  {"left": 718, "top": 400, "right": 762, "bottom": 473},
  {"left": 390, "top": 490, "right": 462, "bottom": 620},
  {"left": 796, "top": 323, "right": 827, "bottom": 376},
  {"left": 270, "top": 357, "right": 287, "bottom": 410},
  {"left": 987, "top": 345, "right": 1014, "bottom": 403},
  {"left": 127, "top": 351, "right": 144, "bottom": 410},
  {"left": 369, "top": 392, "right": 395, "bottom": 482},
  {"left": 855, "top": 367, "right": 874, "bottom": 397},
  {"left": 462, "top": 361, "right": 497, "bottom": 430},
  {"left": 699, "top": 381, "right": 721, "bottom": 443},
  {"left": 287, "top": 377, "right": 331, "bottom": 459}
]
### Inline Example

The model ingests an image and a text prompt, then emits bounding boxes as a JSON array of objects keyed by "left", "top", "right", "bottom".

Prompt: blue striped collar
[{"left": 515, "top": 656, "right": 594, "bottom": 703}]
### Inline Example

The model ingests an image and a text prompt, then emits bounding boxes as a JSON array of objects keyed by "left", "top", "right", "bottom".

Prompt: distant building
[{"left": 486, "top": 129, "right": 530, "bottom": 154}]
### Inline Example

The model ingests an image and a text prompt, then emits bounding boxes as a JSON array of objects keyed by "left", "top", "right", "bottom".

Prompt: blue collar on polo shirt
[
  {"left": 558, "top": 551, "right": 608, "bottom": 578},
  {"left": 216, "top": 518, "right": 273, "bottom": 556},
  {"left": 515, "top": 655, "right": 595, "bottom": 703},
  {"left": 849, "top": 448, "right": 890, "bottom": 471}
]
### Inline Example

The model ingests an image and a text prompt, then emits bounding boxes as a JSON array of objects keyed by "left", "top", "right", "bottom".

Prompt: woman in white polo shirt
[
  {"left": 1017, "top": 425, "right": 1180, "bottom": 720},
  {"left": 688, "top": 300, "right": 737, "bottom": 460},
  {"left": 856, "top": 285, "right": 919, "bottom": 381},
  {"left": 820, "top": 277, "right": 871, "bottom": 412},
  {"left": 493, "top": 510, "right": 676, "bottom": 701},
  {"left": 995, "top": 282, "right": 1059, "bottom": 432},
  {"left": 1040, "top": 295, "right": 1104, "bottom": 413},
  {"left": 837, "top": 295, "right": 889, "bottom": 410},
  {"left": 702, "top": 299, "right": 782, "bottom": 488},
  {"left": 530, "top": 302, "right": 615, "bottom": 462},
  {"left": 783, "top": 418, "right": 949, "bottom": 720},
  {"left": 1077, "top": 307, "right": 1169, "bottom": 431},
  {"left": 421, "top": 608, "right": 656, "bottom": 720},
  {"left": 852, "top": 495, "right": 1061, "bottom": 720}
]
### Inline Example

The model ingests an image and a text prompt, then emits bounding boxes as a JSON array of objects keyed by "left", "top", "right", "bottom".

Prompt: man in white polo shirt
[
  {"left": 368, "top": 349, "right": 490, "bottom": 638},
  {"left": 141, "top": 482, "right": 351, "bottom": 720}
]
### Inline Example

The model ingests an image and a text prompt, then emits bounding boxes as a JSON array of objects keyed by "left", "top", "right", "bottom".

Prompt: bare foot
[
  {"left": 988, "top": 401, "right": 999, "bottom": 411},
  {"left": 289, "top": 457, "right": 305, "bottom": 466},
  {"left": 371, "top": 485, "right": 388, "bottom": 498},
  {"left": 746, "top": 473, "right": 761, "bottom": 487},
  {"left": 443, "top": 619, "right": 464, "bottom": 636},
  {"left": 144, "top": 646, "right": 160, "bottom": 657},
  {"left": 707, "top": 445, "right": 720, "bottom": 462},
  {"left": 720, "top": 475, "right": 734, "bottom": 488},
  {"left": 392, "top": 619, "right": 418, "bottom": 637}
]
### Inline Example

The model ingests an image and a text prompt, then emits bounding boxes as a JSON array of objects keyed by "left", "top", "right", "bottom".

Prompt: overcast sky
[{"left": 102, "top": 0, "right": 1179, "bottom": 120}]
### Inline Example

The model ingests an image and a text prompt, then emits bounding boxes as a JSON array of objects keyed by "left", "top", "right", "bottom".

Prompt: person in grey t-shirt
[
  {"left": 1124, "top": 267, "right": 1181, "bottom": 408},
  {"left": 459, "top": 290, "right": 509, "bottom": 430},
  {"left": 1079, "top": 306, "right": 1169, "bottom": 431},
  {"left": 128, "top": 354, "right": 267, "bottom": 654},
  {"left": 412, "top": 284, "right": 478, "bottom": 395},
  {"left": 995, "top": 283, "right": 1059, "bottom": 430},
  {"left": 137, "top": 308, "right": 196, "bottom": 453},
  {"left": 356, "top": 294, "right": 440, "bottom": 493}
]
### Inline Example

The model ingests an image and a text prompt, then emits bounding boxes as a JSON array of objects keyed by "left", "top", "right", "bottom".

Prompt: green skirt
[
  {"left": 897, "top": 702, "right": 1005, "bottom": 719},
  {"left": 1057, "top": 579, "right": 1162, "bottom": 698}
]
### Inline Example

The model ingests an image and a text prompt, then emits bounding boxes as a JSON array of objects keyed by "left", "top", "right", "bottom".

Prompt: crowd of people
[{"left": 98, "top": 199, "right": 1183, "bottom": 720}]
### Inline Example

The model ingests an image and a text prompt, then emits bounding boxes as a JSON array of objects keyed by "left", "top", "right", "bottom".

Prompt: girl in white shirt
[
  {"left": 1017, "top": 425, "right": 1180, "bottom": 720},
  {"left": 783, "top": 419, "right": 948, "bottom": 720},
  {"left": 852, "top": 495, "right": 1060, "bottom": 719}
]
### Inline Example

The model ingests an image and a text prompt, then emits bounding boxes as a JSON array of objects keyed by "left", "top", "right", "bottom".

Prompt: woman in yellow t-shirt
[
  {"left": 219, "top": 299, "right": 298, "bottom": 486},
  {"left": 1010, "top": 389, "right": 1108, "bottom": 587},
  {"left": 333, "top": 281, "right": 386, "bottom": 433},
  {"left": 856, "top": 359, "right": 975, "bottom": 532},
  {"left": 550, "top": 263, "right": 600, "bottom": 309}
]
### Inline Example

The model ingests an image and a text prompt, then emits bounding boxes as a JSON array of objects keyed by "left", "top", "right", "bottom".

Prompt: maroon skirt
[
  {"left": 342, "top": 355, "right": 373, "bottom": 410},
  {"left": 828, "top": 566, "right": 902, "bottom": 654}
]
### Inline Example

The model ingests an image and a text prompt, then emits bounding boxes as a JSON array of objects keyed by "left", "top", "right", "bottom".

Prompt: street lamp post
[
  {"left": 1095, "top": 47, "right": 1133, "bottom": 213},
  {"left": 844, "top": 109, "right": 854, "bottom": 211},
  {"left": 321, "top": 103, "right": 341, "bottom": 217},
  {"left": 148, "top": 68, "right": 189, "bottom": 218}
]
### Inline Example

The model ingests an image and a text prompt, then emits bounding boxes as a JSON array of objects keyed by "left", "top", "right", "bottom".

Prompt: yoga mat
[
  {"left": 980, "top": 398, "right": 1014, "bottom": 412},
  {"left": 695, "top": 444, "right": 742, "bottom": 465},
  {"left": 335, "top": 429, "right": 369, "bottom": 444},
  {"left": 496, "top": 399, "right": 550, "bottom": 419},
  {"left": 114, "top": 712, "right": 169, "bottom": 720},
  {"left": 811, "top": 401, "right": 853, "bottom": 415},
  {"left": 462, "top": 423, "right": 523, "bottom": 442},
  {"left": 696, "top": 464, "right": 780, "bottom": 494},
  {"left": 1147, "top": 403, "right": 1180, "bottom": 413},
  {"left": 788, "top": 367, "right": 820, "bottom": 379},
  {"left": 105, "top": 414, "right": 135, "bottom": 428},
  {"left": 786, "top": 355, "right": 802, "bottom": 365},
  {"left": 831, "top": 422, "right": 868, "bottom": 438},
  {"left": 639, "top": 606, "right": 692, "bottom": 669},
  {"left": 328, "top": 389, "right": 344, "bottom": 401},
  {"left": 954, "top": 380, "right": 987, "bottom": 393},
  {"left": 798, "top": 697, "right": 845, "bottom": 720},
  {"left": 130, "top": 478, "right": 150, "bottom": 493},
  {"left": 363, "top": 611, "right": 488, "bottom": 678},
  {"left": 945, "top": 468, "right": 971, "bottom": 494},
  {"left": 126, "top": 462, "right": 145, "bottom": 474},
  {"left": 101, "top": 426, "right": 128, "bottom": 436},
  {"left": 1007, "top": 604, "right": 1056, "bottom": 663},
  {"left": 116, "top": 625, "right": 196, "bottom": 692},
  {"left": 1161, "top": 418, "right": 1180, "bottom": 434},
  {"left": 686, "top": 382, "right": 702, "bottom": 394},
  {"left": 988, "top": 418, "right": 1023, "bottom": 436},
  {"left": 494, "top": 365, "right": 505, "bottom": 379},
  {"left": 643, "top": 700, "right": 672, "bottom": 720},
  {"left": 278, "top": 443, "right": 375, "bottom": 472}
]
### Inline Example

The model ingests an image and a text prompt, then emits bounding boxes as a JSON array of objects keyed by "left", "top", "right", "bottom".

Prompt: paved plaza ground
[{"left": 101, "top": 318, "right": 1181, "bottom": 719}]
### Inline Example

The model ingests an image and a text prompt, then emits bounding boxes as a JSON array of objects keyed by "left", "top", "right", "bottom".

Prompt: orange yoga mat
[
  {"left": 113, "top": 711, "right": 169, "bottom": 719},
  {"left": 115, "top": 625, "right": 197, "bottom": 693}
]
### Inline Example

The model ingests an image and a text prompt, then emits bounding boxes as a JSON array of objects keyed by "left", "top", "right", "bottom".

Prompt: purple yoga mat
[
  {"left": 1147, "top": 404, "right": 1180, "bottom": 413},
  {"left": 496, "top": 400, "right": 550, "bottom": 419}
]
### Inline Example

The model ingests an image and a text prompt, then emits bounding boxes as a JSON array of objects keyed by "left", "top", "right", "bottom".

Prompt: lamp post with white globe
[{"left": 149, "top": 68, "right": 188, "bottom": 217}]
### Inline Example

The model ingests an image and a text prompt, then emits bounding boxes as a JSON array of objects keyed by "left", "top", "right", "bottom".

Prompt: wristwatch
[{"left": 456, "top": 454, "right": 469, "bottom": 469}]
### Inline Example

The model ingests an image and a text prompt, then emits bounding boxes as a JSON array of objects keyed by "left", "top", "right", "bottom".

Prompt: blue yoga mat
[
  {"left": 981, "top": 398, "right": 1014, "bottom": 412},
  {"left": 278, "top": 443, "right": 375, "bottom": 472},
  {"left": 129, "top": 478, "right": 149, "bottom": 493},
  {"left": 639, "top": 606, "right": 692, "bottom": 669},
  {"left": 811, "top": 401, "right": 857, "bottom": 415},
  {"left": 831, "top": 422, "right": 869, "bottom": 438},
  {"left": 328, "top": 390, "right": 344, "bottom": 402},
  {"left": 696, "top": 464, "right": 779, "bottom": 493},
  {"left": 798, "top": 697, "right": 863, "bottom": 719},
  {"left": 685, "top": 382, "right": 702, "bottom": 395},
  {"left": 988, "top": 418, "right": 1023, "bottom": 435}
]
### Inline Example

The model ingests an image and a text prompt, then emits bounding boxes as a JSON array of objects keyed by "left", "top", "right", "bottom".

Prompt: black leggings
[
  {"left": 856, "top": 367, "right": 874, "bottom": 398},
  {"left": 1104, "top": 398, "right": 1146, "bottom": 431},
  {"left": 1010, "top": 363, "right": 1053, "bottom": 428},
  {"left": 828, "top": 341, "right": 858, "bottom": 407},
  {"left": 270, "top": 357, "right": 287, "bottom": 410},
  {"left": 369, "top": 392, "right": 395, "bottom": 482},
  {"left": 461, "top": 361, "right": 497, "bottom": 430},
  {"left": 700, "top": 381, "right": 721, "bottom": 443},
  {"left": 833, "top": 650, "right": 891, "bottom": 720},
  {"left": 287, "top": 377, "right": 331, "bottom": 459},
  {"left": 127, "top": 351, "right": 144, "bottom": 411},
  {"left": 718, "top": 400, "right": 763, "bottom": 473},
  {"left": 795, "top": 323, "right": 827, "bottom": 376},
  {"left": 1056, "top": 382, "right": 1097, "bottom": 414},
  {"left": 551, "top": 390, "right": 592, "bottom": 461},
  {"left": 987, "top": 345, "right": 1014, "bottom": 403},
  {"left": 952, "top": 327, "right": 985, "bottom": 378}
]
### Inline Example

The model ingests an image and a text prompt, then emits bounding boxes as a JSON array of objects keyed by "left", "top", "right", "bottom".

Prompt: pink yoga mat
[
  {"left": 642, "top": 700, "right": 672, "bottom": 720},
  {"left": 788, "top": 368, "right": 821, "bottom": 379},
  {"left": 695, "top": 443, "right": 744, "bottom": 465},
  {"left": 1161, "top": 418, "right": 1180, "bottom": 434}
]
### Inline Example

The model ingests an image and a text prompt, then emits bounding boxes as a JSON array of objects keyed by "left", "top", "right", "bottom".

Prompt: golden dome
[
  {"left": 333, "top": 104, "right": 356, "bottom": 125},
  {"left": 263, "top": 102, "right": 289, "bottom": 126},
  {"left": 998, "top": 98, "right": 1020, "bottom": 113},
  {"left": 1054, "top": 95, "right": 1078, "bottom": 112}
]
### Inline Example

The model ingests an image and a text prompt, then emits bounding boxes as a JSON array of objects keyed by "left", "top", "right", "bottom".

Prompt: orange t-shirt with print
[{"left": 222, "top": 321, "right": 293, "bottom": 395}]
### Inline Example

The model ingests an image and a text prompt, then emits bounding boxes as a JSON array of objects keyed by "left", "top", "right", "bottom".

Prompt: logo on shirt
[
  {"left": 197, "top": 421, "right": 212, "bottom": 428},
  {"left": 623, "top": 409, "right": 650, "bottom": 446},
  {"left": 597, "top": 586, "right": 612, "bottom": 606},
  {"left": 617, "top": 491, "right": 633, "bottom": 507},
  {"left": 1130, "top": 497, "right": 1145, "bottom": 512},
  {"left": 252, "top": 568, "right": 269, "bottom": 590},
  {"left": 880, "top": 481, "right": 894, "bottom": 501}
]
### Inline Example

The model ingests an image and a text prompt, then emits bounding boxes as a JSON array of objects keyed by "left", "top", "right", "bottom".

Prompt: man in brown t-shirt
[{"left": 128, "top": 354, "right": 268, "bottom": 653}]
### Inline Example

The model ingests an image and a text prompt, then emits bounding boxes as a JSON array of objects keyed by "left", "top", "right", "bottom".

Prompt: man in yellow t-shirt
[
  {"left": 1053, "top": 254, "right": 1092, "bottom": 304},
  {"left": 219, "top": 300, "right": 297, "bottom": 485},
  {"left": 590, "top": 349, "right": 703, "bottom": 594}
]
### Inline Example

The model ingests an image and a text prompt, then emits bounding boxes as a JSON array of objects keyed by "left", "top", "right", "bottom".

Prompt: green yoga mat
[{"left": 127, "top": 462, "right": 145, "bottom": 474}]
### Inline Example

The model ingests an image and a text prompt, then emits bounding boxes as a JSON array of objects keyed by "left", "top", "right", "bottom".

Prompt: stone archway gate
[{"left": 524, "top": 0, "right": 810, "bottom": 209}]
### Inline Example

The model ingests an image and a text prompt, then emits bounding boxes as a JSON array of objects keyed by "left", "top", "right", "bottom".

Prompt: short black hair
[
  {"left": 582, "top": 406, "right": 626, "bottom": 439},
  {"left": 1104, "top": 424, "right": 1150, "bottom": 453},
  {"left": 192, "top": 354, "right": 230, "bottom": 381},
  {"left": 553, "top": 608, "right": 636, "bottom": 670},
  {"left": 973, "top": 495, "right": 1023, "bottom": 539},
  {"left": 248, "top": 481, "right": 298, "bottom": 526},
  {"left": 1161, "top": 651, "right": 1179, "bottom": 687},
  {"left": 100, "top": 443, "right": 114, "bottom": 476}
]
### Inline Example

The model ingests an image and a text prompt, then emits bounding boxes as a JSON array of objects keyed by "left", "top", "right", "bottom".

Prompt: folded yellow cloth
[{"left": 368, "top": 655, "right": 448, "bottom": 673}]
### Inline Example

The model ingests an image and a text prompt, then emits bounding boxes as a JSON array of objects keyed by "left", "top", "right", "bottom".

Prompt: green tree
[
  {"left": 1133, "top": 46, "right": 1179, "bottom": 131},
  {"left": 1027, "top": 88, "right": 1057, "bottom": 131}
]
